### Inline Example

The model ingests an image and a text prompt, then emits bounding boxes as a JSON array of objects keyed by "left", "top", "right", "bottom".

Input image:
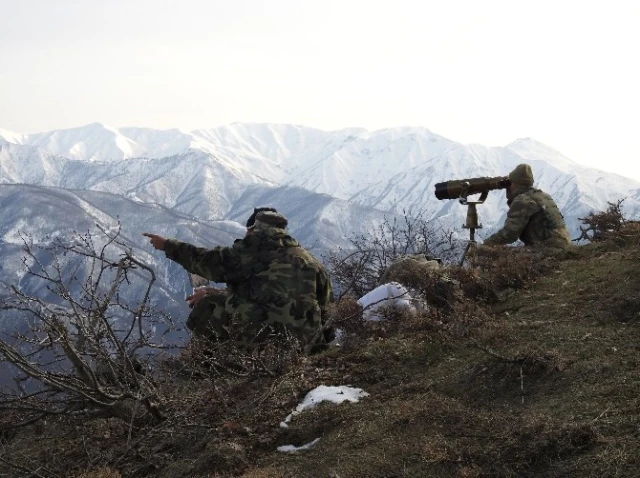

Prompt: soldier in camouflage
[
  {"left": 483, "top": 164, "right": 572, "bottom": 248},
  {"left": 143, "top": 208, "right": 333, "bottom": 347}
]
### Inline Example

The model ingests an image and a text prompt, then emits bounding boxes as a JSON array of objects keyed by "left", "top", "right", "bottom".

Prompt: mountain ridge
[{"left": 2, "top": 122, "right": 640, "bottom": 261}]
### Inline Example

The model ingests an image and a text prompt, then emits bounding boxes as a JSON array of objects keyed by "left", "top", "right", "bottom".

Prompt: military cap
[
  {"left": 246, "top": 207, "right": 278, "bottom": 228},
  {"left": 254, "top": 210, "right": 288, "bottom": 229}
]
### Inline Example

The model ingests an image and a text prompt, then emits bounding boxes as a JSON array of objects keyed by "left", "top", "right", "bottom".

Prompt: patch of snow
[
  {"left": 280, "top": 385, "right": 369, "bottom": 428},
  {"left": 357, "top": 282, "right": 416, "bottom": 321},
  {"left": 277, "top": 437, "right": 321, "bottom": 453}
]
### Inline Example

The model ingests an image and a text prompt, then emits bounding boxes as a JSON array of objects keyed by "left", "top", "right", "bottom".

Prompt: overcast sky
[{"left": 1, "top": 0, "right": 639, "bottom": 179}]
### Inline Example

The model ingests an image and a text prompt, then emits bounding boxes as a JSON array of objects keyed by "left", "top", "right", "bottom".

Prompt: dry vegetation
[{"left": 1, "top": 209, "right": 640, "bottom": 477}]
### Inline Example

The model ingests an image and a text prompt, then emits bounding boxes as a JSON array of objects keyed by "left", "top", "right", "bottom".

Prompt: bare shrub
[
  {"left": 0, "top": 225, "right": 173, "bottom": 429},
  {"left": 326, "top": 297, "right": 365, "bottom": 334},
  {"left": 470, "top": 340, "right": 564, "bottom": 373},
  {"left": 576, "top": 198, "right": 627, "bottom": 242},
  {"left": 470, "top": 246, "right": 557, "bottom": 299},
  {"left": 326, "top": 212, "right": 461, "bottom": 299},
  {"left": 442, "top": 299, "right": 492, "bottom": 339},
  {"left": 173, "top": 318, "right": 304, "bottom": 381}
]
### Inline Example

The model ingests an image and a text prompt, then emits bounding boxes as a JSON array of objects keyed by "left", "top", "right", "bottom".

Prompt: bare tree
[
  {"left": 575, "top": 198, "right": 627, "bottom": 242},
  {"left": 0, "top": 225, "right": 173, "bottom": 429},
  {"left": 326, "top": 212, "right": 461, "bottom": 299}
]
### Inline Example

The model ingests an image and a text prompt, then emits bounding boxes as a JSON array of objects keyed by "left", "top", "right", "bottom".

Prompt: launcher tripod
[{"left": 457, "top": 186, "right": 489, "bottom": 267}]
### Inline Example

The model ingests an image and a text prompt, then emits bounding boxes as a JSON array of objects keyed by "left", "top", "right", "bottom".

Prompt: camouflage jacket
[
  {"left": 483, "top": 186, "right": 572, "bottom": 247},
  {"left": 164, "top": 226, "right": 333, "bottom": 342}
]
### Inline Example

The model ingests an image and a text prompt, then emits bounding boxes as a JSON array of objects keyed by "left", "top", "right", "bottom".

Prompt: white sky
[{"left": 1, "top": 0, "right": 639, "bottom": 179}]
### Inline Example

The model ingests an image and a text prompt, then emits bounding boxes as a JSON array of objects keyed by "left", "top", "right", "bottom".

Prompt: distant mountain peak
[
  {"left": 506, "top": 137, "right": 577, "bottom": 171},
  {"left": 0, "top": 127, "right": 26, "bottom": 145},
  {"left": 507, "top": 137, "right": 558, "bottom": 151}
]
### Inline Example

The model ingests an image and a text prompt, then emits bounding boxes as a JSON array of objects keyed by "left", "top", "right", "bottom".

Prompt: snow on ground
[
  {"left": 357, "top": 281, "right": 416, "bottom": 320},
  {"left": 280, "top": 385, "right": 369, "bottom": 428},
  {"left": 277, "top": 438, "right": 322, "bottom": 453},
  {"left": 277, "top": 385, "right": 369, "bottom": 452}
]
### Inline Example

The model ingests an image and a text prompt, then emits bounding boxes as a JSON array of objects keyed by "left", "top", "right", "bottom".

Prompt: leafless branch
[
  {"left": 0, "top": 224, "right": 171, "bottom": 427},
  {"left": 326, "top": 211, "right": 461, "bottom": 299}
]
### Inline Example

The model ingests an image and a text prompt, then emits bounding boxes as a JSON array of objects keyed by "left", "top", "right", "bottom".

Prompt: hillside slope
[
  {"left": 1, "top": 225, "right": 639, "bottom": 477},
  {"left": 244, "top": 227, "right": 640, "bottom": 477}
]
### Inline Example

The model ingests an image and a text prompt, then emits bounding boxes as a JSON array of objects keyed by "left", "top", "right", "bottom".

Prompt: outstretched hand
[
  {"left": 186, "top": 287, "right": 210, "bottom": 308},
  {"left": 186, "top": 286, "right": 226, "bottom": 308},
  {"left": 143, "top": 232, "right": 167, "bottom": 251}
]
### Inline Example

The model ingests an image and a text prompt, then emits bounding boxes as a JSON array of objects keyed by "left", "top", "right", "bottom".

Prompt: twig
[
  {"left": 127, "top": 400, "right": 140, "bottom": 449},
  {"left": 469, "top": 338, "right": 521, "bottom": 363},
  {"left": 0, "top": 454, "right": 61, "bottom": 478},
  {"left": 592, "top": 407, "right": 611, "bottom": 423}
]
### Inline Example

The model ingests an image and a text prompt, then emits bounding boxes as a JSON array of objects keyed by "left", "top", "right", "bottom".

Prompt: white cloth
[{"left": 357, "top": 282, "right": 417, "bottom": 321}]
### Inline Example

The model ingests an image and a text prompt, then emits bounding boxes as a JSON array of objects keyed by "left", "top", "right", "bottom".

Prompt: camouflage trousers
[
  {"left": 186, "top": 293, "right": 304, "bottom": 345},
  {"left": 186, "top": 294, "right": 230, "bottom": 341},
  {"left": 186, "top": 292, "right": 328, "bottom": 349}
]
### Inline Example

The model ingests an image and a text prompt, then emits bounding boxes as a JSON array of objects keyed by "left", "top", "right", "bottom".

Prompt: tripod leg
[
  {"left": 459, "top": 240, "right": 478, "bottom": 267},
  {"left": 459, "top": 242, "right": 472, "bottom": 267}
]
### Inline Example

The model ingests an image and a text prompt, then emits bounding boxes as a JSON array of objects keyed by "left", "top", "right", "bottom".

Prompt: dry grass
[
  {"left": 3, "top": 224, "right": 640, "bottom": 477},
  {"left": 73, "top": 468, "right": 123, "bottom": 478}
]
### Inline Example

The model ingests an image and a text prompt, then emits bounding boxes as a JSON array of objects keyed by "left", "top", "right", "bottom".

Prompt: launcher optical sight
[{"left": 434, "top": 176, "right": 511, "bottom": 201}]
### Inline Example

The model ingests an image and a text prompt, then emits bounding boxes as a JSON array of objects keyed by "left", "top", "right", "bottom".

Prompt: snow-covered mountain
[
  {"left": 2, "top": 122, "right": 640, "bottom": 341},
  {"left": 2, "top": 122, "right": 639, "bottom": 239}
]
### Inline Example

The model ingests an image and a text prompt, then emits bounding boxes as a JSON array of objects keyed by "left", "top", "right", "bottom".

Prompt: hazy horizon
[{"left": 1, "top": 0, "right": 638, "bottom": 179}]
